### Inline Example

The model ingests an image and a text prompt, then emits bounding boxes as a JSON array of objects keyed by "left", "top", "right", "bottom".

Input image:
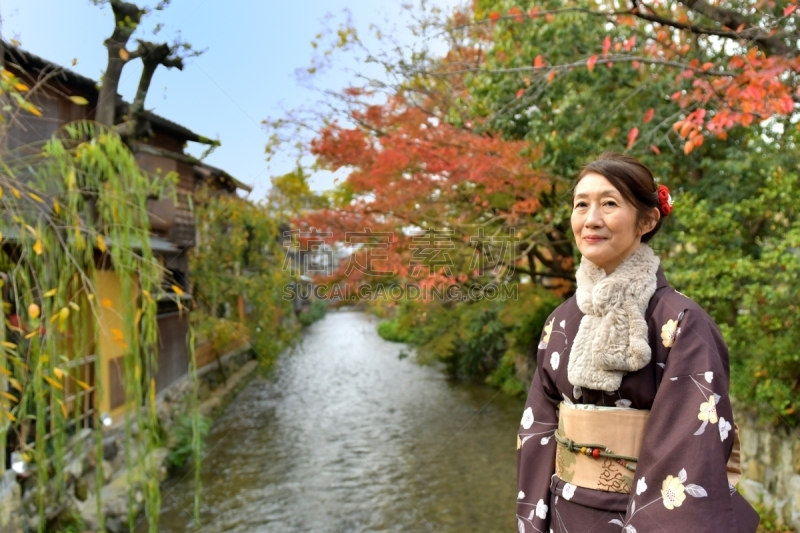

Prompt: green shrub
[
  {"left": 167, "top": 413, "right": 212, "bottom": 470},
  {"left": 377, "top": 318, "right": 415, "bottom": 343},
  {"left": 298, "top": 297, "right": 327, "bottom": 326},
  {"left": 378, "top": 285, "right": 559, "bottom": 387},
  {"left": 664, "top": 169, "right": 800, "bottom": 426}
]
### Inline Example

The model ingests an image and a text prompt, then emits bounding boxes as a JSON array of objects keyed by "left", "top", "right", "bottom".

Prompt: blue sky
[{"left": 2, "top": 0, "right": 458, "bottom": 198}]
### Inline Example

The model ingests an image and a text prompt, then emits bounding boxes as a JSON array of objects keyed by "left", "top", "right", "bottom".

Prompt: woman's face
[{"left": 571, "top": 172, "right": 656, "bottom": 274}]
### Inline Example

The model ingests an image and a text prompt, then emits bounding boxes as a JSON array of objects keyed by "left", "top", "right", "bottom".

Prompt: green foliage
[
  {"left": 377, "top": 318, "right": 415, "bottom": 343},
  {"left": 298, "top": 298, "right": 327, "bottom": 327},
  {"left": 463, "top": 0, "right": 800, "bottom": 419},
  {"left": 377, "top": 285, "right": 559, "bottom": 390},
  {"left": 665, "top": 167, "right": 800, "bottom": 426},
  {"left": 195, "top": 317, "right": 248, "bottom": 357},
  {"left": 45, "top": 506, "right": 85, "bottom": 533},
  {"left": 750, "top": 492, "right": 794, "bottom": 532},
  {"left": 191, "top": 190, "right": 299, "bottom": 369},
  {"left": 166, "top": 413, "right": 211, "bottom": 470},
  {"left": 267, "top": 166, "right": 328, "bottom": 219},
  {"left": 0, "top": 119, "right": 176, "bottom": 533}
]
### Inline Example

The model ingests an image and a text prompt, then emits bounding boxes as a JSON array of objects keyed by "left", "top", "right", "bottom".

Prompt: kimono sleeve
[
  {"left": 620, "top": 308, "right": 749, "bottom": 533},
  {"left": 516, "top": 316, "right": 562, "bottom": 533}
]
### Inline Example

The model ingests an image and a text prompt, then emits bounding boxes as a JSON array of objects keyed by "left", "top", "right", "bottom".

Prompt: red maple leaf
[{"left": 627, "top": 127, "right": 639, "bottom": 149}]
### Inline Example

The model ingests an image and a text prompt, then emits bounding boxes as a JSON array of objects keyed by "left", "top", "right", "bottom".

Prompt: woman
[{"left": 516, "top": 153, "right": 759, "bottom": 533}]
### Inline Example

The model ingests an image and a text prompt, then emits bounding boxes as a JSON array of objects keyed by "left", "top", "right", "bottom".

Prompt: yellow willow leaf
[
  {"left": 134, "top": 308, "right": 143, "bottom": 325},
  {"left": 28, "top": 303, "right": 40, "bottom": 318},
  {"left": 53, "top": 367, "right": 64, "bottom": 379},
  {"left": 0, "top": 232, "right": 3, "bottom": 242},
  {"left": 43, "top": 376, "right": 63, "bottom": 390},
  {"left": 101, "top": 298, "right": 113, "bottom": 309},
  {"left": 57, "top": 399, "right": 68, "bottom": 417},
  {"left": 53, "top": 201, "right": 60, "bottom": 215},
  {"left": 25, "top": 224, "right": 37, "bottom": 236},
  {"left": 67, "top": 171, "right": 76, "bottom": 189},
  {"left": 9, "top": 378, "right": 22, "bottom": 391},
  {"left": 27, "top": 192, "right": 44, "bottom": 203},
  {"left": 2, "top": 341, "right": 17, "bottom": 349},
  {"left": 24, "top": 330, "right": 38, "bottom": 340},
  {"left": 23, "top": 102, "right": 43, "bottom": 117},
  {"left": 40, "top": 354, "right": 49, "bottom": 364},
  {"left": 171, "top": 285, "right": 184, "bottom": 297},
  {"left": 59, "top": 307, "right": 70, "bottom": 321},
  {"left": 0, "top": 186, "right": 3, "bottom": 198},
  {"left": 14, "top": 82, "right": 29, "bottom": 92},
  {"left": 68, "top": 95, "right": 89, "bottom": 105},
  {"left": 33, "top": 239, "right": 43, "bottom": 255},
  {"left": 3, "top": 410, "right": 16, "bottom": 422},
  {"left": 68, "top": 302, "right": 80, "bottom": 311},
  {"left": 74, "top": 378, "right": 90, "bottom": 391},
  {"left": 2, "top": 392, "right": 18, "bottom": 402},
  {"left": 87, "top": 294, "right": 95, "bottom": 301},
  {"left": 142, "top": 290, "right": 153, "bottom": 303},
  {"left": 111, "top": 329, "right": 128, "bottom": 348},
  {"left": 43, "top": 288, "right": 57, "bottom": 297},
  {"left": 0, "top": 367, "right": 9, "bottom": 376},
  {"left": 11, "top": 188, "right": 21, "bottom": 199},
  {"left": 96, "top": 235, "right": 107, "bottom": 253}
]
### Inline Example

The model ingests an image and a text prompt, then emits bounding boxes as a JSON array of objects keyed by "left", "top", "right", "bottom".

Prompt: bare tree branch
[
  {"left": 96, "top": 0, "right": 145, "bottom": 126},
  {"left": 633, "top": 0, "right": 797, "bottom": 57},
  {"left": 427, "top": 54, "right": 737, "bottom": 78}
]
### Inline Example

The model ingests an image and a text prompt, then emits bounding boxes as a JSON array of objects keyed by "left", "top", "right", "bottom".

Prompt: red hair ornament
[{"left": 657, "top": 184, "right": 673, "bottom": 216}]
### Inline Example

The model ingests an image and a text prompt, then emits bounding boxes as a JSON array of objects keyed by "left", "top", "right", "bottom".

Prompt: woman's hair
[{"left": 574, "top": 152, "right": 664, "bottom": 243}]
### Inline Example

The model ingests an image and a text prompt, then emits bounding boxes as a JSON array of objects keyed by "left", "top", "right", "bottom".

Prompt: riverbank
[{"left": 0, "top": 344, "right": 261, "bottom": 533}]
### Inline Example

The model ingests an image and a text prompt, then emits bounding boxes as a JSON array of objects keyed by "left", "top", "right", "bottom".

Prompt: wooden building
[{"left": 1, "top": 43, "right": 252, "bottom": 426}]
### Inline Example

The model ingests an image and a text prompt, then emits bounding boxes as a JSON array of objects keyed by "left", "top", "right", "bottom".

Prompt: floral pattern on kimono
[{"left": 516, "top": 268, "right": 759, "bottom": 533}]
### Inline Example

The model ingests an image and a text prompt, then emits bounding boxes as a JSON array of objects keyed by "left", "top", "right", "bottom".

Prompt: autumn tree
[{"left": 302, "top": 92, "right": 570, "bottom": 291}]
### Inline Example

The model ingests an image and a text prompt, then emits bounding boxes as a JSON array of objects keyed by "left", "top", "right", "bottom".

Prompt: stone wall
[
  {"left": 736, "top": 403, "right": 800, "bottom": 531},
  {"left": 5, "top": 345, "right": 256, "bottom": 533}
]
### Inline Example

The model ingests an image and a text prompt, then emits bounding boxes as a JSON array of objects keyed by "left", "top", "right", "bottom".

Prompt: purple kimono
[{"left": 516, "top": 268, "right": 759, "bottom": 532}]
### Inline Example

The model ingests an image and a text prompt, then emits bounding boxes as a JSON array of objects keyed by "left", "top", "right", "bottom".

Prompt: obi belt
[{"left": 554, "top": 402, "right": 743, "bottom": 495}]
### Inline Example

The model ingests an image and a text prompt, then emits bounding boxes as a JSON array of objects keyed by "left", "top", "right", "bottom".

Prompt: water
[{"left": 147, "top": 310, "right": 524, "bottom": 532}]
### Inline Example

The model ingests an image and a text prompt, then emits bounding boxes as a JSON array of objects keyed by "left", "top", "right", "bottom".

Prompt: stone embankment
[
  {"left": 0, "top": 345, "right": 258, "bottom": 533},
  {"left": 736, "top": 404, "right": 800, "bottom": 532}
]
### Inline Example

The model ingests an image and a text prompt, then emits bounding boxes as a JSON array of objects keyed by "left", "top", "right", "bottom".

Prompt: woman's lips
[{"left": 583, "top": 236, "right": 607, "bottom": 243}]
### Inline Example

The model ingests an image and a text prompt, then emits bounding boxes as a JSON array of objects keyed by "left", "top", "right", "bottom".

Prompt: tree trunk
[{"left": 96, "top": 0, "right": 144, "bottom": 127}]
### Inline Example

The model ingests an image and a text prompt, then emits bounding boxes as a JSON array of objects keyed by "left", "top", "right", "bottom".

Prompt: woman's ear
[{"left": 639, "top": 207, "right": 661, "bottom": 236}]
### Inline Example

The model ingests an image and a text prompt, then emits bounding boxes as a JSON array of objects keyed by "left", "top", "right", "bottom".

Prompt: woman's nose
[{"left": 585, "top": 205, "right": 603, "bottom": 227}]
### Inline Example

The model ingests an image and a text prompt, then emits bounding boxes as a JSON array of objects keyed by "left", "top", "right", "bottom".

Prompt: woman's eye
[
  {"left": 574, "top": 202, "right": 587, "bottom": 209},
  {"left": 604, "top": 201, "right": 617, "bottom": 207}
]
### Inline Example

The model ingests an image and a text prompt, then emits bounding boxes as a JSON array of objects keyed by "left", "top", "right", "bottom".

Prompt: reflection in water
[{"left": 147, "top": 310, "right": 524, "bottom": 532}]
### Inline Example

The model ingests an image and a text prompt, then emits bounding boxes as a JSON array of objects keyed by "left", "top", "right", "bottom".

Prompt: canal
[{"left": 148, "top": 310, "right": 524, "bottom": 532}]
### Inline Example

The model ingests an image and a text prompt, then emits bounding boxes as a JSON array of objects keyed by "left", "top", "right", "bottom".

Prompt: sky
[{"left": 1, "top": 0, "right": 459, "bottom": 199}]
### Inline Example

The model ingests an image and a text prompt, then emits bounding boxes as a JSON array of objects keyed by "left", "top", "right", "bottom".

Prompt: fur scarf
[{"left": 567, "top": 244, "right": 660, "bottom": 392}]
